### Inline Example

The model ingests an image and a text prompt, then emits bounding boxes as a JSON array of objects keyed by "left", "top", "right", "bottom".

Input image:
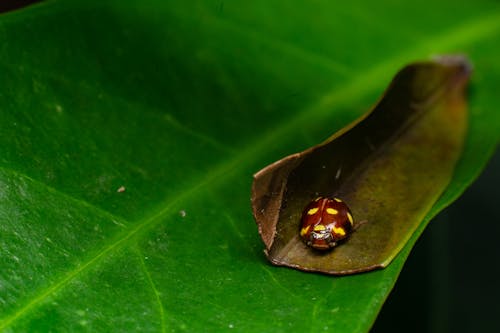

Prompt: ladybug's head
[{"left": 307, "top": 225, "right": 337, "bottom": 250}]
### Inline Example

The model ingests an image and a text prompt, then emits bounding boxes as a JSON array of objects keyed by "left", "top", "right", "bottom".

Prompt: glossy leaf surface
[
  {"left": 0, "top": 1, "right": 499, "bottom": 332},
  {"left": 252, "top": 57, "right": 470, "bottom": 274}
]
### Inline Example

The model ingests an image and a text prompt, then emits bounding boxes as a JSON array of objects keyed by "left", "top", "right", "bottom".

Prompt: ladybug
[{"left": 299, "top": 197, "right": 354, "bottom": 250}]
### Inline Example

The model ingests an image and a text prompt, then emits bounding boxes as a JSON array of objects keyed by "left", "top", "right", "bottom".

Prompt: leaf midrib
[{"left": 1, "top": 9, "right": 499, "bottom": 330}]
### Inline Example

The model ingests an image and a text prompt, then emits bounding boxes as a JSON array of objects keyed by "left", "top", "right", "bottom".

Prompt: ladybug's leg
[{"left": 353, "top": 220, "right": 369, "bottom": 232}]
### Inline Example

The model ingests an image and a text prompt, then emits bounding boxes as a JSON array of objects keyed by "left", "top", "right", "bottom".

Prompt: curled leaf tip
[
  {"left": 251, "top": 55, "right": 471, "bottom": 275},
  {"left": 432, "top": 54, "right": 472, "bottom": 71}
]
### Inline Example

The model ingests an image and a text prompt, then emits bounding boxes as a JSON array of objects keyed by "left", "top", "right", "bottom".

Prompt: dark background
[
  {"left": 372, "top": 148, "right": 500, "bottom": 333},
  {"left": 0, "top": 0, "right": 40, "bottom": 13}
]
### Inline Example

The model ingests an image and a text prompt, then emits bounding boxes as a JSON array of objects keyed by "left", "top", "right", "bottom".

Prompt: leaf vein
[
  {"left": 135, "top": 246, "right": 167, "bottom": 333},
  {"left": 0, "top": 166, "right": 128, "bottom": 228}
]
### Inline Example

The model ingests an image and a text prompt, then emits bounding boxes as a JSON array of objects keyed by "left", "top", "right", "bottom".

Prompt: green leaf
[{"left": 0, "top": 1, "right": 499, "bottom": 332}]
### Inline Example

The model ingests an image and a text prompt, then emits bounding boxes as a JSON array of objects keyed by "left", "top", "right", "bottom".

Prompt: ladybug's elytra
[{"left": 299, "top": 197, "right": 354, "bottom": 250}]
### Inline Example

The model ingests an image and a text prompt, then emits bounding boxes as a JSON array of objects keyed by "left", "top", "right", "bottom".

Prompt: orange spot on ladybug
[
  {"left": 307, "top": 207, "right": 319, "bottom": 215},
  {"left": 300, "top": 225, "right": 310, "bottom": 237},
  {"left": 333, "top": 226, "right": 346, "bottom": 236},
  {"left": 347, "top": 212, "right": 354, "bottom": 225},
  {"left": 326, "top": 208, "right": 338, "bottom": 215},
  {"left": 313, "top": 224, "right": 326, "bottom": 231}
]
